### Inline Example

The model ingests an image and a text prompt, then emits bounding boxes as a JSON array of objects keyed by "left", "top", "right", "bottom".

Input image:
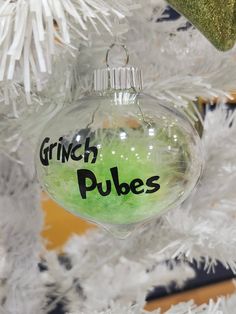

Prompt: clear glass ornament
[{"left": 36, "top": 45, "right": 203, "bottom": 238}]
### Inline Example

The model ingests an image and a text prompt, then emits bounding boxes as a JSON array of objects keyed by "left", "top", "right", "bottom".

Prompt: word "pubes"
[{"left": 77, "top": 167, "right": 160, "bottom": 199}]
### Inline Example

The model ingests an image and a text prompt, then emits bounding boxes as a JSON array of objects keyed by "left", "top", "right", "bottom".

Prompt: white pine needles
[{"left": 0, "top": 0, "right": 133, "bottom": 95}]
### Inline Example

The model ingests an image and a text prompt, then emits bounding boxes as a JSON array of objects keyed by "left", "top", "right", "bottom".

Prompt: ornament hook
[{"left": 106, "top": 43, "right": 129, "bottom": 68}]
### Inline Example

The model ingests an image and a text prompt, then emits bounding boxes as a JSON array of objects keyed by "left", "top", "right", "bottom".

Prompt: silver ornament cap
[
  {"left": 93, "top": 66, "right": 143, "bottom": 92},
  {"left": 93, "top": 43, "right": 143, "bottom": 92}
]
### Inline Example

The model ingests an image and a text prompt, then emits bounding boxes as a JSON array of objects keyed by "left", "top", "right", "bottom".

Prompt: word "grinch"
[
  {"left": 40, "top": 137, "right": 97, "bottom": 166},
  {"left": 77, "top": 167, "right": 160, "bottom": 199}
]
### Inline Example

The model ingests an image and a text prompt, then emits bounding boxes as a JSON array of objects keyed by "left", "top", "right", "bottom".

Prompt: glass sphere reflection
[{"left": 36, "top": 90, "right": 202, "bottom": 234}]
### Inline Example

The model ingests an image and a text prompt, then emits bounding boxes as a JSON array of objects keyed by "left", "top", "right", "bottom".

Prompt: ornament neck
[{"left": 91, "top": 89, "right": 139, "bottom": 105}]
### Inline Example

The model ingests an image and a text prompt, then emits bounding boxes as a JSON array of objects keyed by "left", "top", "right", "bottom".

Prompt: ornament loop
[{"left": 106, "top": 43, "right": 129, "bottom": 68}]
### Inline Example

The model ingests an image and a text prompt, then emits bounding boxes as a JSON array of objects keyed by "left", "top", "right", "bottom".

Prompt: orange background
[{"left": 42, "top": 198, "right": 94, "bottom": 249}]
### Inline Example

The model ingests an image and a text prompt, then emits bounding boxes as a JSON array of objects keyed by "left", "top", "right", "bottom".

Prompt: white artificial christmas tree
[{"left": 1, "top": 1, "right": 236, "bottom": 313}]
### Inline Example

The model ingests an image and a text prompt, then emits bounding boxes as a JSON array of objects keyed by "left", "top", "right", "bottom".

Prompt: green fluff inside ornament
[{"left": 43, "top": 127, "right": 190, "bottom": 225}]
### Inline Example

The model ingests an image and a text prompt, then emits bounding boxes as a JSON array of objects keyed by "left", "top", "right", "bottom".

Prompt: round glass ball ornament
[{"left": 36, "top": 66, "right": 202, "bottom": 238}]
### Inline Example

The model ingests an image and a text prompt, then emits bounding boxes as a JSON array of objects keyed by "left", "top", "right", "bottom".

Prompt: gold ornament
[{"left": 167, "top": 0, "right": 236, "bottom": 51}]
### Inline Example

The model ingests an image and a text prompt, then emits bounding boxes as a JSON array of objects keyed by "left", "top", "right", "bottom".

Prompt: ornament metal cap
[
  {"left": 93, "top": 43, "right": 143, "bottom": 92},
  {"left": 93, "top": 66, "right": 143, "bottom": 92}
]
